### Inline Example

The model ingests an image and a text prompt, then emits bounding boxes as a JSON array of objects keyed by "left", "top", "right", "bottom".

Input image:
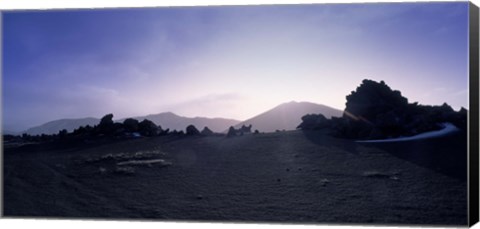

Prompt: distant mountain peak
[
  {"left": 25, "top": 117, "right": 100, "bottom": 136},
  {"left": 233, "top": 101, "right": 343, "bottom": 132},
  {"left": 162, "top": 111, "right": 178, "bottom": 116},
  {"left": 143, "top": 112, "right": 178, "bottom": 118},
  {"left": 279, "top": 101, "right": 319, "bottom": 106}
]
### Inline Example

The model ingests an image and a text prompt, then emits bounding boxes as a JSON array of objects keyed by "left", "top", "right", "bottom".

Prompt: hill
[
  {"left": 234, "top": 101, "right": 342, "bottom": 132},
  {"left": 2, "top": 129, "right": 20, "bottom": 136},
  {"left": 126, "top": 112, "right": 241, "bottom": 133},
  {"left": 25, "top": 118, "right": 100, "bottom": 136},
  {"left": 23, "top": 112, "right": 241, "bottom": 135}
]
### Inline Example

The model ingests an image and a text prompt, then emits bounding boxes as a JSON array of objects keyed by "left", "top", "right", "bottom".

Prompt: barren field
[{"left": 3, "top": 130, "right": 468, "bottom": 226}]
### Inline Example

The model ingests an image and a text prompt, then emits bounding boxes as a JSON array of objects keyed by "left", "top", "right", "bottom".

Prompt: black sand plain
[{"left": 3, "top": 129, "right": 467, "bottom": 225}]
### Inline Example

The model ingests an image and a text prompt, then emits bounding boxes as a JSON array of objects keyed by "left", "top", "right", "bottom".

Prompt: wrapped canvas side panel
[{"left": 469, "top": 1, "right": 479, "bottom": 227}]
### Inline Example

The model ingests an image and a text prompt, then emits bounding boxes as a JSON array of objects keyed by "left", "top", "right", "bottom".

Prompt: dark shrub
[
  {"left": 138, "top": 119, "right": 158, "bottom": 136},
  {"left": 58, "top": 129, "right": 68, "bottom": 139},
  {"left": 239, "top": 125, "right": 252, "bottom": 134},
  {"left": 159, "top": 127, "right": 170, "bottom": 135},
  {"left": 200, "top": 127, "right": 214, "bottom": 136},
  {"left": 186, "top": 125, "right": 200, "bottom": 135},
  {"left": 98, "top": 114, "right": 115, "bottom": 135},
  {"left": 452, "top": 107, "right": 468, "bottom": 130},
  {"left": 99, "top": 114, "right": 114, "bottom": 126},
  {"left": 113, "top": 123, "right": 125, "bottom": 135},
  {"left": 3, "top": 134, "right": 18, "bottom": 141},
  {"left": 297, "top": 114, "right": 329, "bottom": 130},
  {"left": 73, "top": 126, "right": 87, "bottom": 135},
  {"left": 123, "top": 118, "right": 139, "bottom": 132},
  {"left": 227, "top": 126, "right": 236, "bottom": 137}
]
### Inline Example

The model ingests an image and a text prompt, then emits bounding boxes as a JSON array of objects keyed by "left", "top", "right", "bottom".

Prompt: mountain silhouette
[
  {"left": 25, "top": 118, "right": 100, "bottom": 135},
  {"left": 234, "top": 101, "right": 343, "bottom": 132},
  {"left": 124, "top": 112, "right": 241, "bottom": 133},
  {"left": 20, "top": 102, "right": 341, "bottom": 135},
  {"left": 20, "top": 113, "right": 240, "bottom": 136}
]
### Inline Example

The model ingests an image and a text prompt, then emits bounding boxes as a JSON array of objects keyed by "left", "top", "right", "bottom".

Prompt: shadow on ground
[
  {"left": 359, "top": 131, "right": 467, "bottom": 181},
  {"left": 302, "top": 130, "right": 467, "bottom": 181}
]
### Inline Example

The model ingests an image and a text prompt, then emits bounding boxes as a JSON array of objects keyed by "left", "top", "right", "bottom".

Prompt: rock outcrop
[{"left": 298, "top": 79, "right": 467, "bottom": 140}]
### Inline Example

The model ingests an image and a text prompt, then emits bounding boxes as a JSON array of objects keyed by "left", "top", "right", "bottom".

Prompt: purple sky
[{"left": 2, "top": 2, "right": 470, "bottom": 131}]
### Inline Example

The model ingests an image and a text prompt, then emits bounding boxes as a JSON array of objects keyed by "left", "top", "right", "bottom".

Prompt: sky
[{"left": 2, "top": 2, "right": 470, "bottom": 131}]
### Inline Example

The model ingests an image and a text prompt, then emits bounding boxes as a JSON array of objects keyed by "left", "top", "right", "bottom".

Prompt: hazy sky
[{"left": 2, "top": 2, "right": 470, "bottom": 131}]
